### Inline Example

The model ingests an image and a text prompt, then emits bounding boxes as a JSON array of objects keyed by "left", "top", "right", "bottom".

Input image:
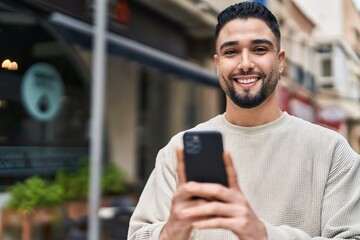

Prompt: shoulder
[
  {"left": 288, "top": 114, "right": 357, "bottom": 157},
  {"left": 288, "top": 114, "right": 345, "bottom": 139},
  {"left": 283, "top": 115, "right": 359, "bottom": 177}
]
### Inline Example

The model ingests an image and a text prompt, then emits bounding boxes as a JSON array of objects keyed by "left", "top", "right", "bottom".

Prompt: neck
[{"left": 224, "top": 94, "right": 283, "bottom": 127}]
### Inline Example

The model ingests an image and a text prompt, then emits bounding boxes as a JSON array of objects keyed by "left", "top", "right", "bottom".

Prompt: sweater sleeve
[
  {"left": 127, "top": 143, "right": 178, "bottom": 240},
  {"left": 265, "top": 138, "right": 360, "bottom": 240}
]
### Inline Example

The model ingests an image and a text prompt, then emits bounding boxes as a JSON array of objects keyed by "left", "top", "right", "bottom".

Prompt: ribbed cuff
[
  {"left": 263, "top": 221, "right": 289, "bottom": 240},
  {"left": 151, "top": 223, "right": 165, "bottom": 240}
]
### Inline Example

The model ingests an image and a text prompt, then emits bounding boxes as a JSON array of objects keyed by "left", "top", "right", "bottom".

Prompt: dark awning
[{"left": 49, "top": 12, "right": 219, "bottom": 87}]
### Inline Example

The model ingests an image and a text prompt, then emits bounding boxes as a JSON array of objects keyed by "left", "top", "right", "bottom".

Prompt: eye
[
  {"left": 252, "top": 47, "right": 268, "bottom": 54},
  {"left": 223, "top": 49, "right": 238, "bottom": 56}
]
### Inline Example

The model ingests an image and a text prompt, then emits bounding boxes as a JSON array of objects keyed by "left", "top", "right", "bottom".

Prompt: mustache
[{"left": 229, "top": 71, "right": 264, "bottom": 79}]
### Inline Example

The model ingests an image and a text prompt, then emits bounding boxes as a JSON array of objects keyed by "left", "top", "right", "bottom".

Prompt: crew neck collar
[{"left": 218, "top": 112, "right": 291, "bottom": 135}]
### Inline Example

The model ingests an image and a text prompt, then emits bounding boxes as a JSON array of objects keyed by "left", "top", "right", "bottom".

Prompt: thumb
[{"left": 223, "top": 151, "right": 241, "bottom": 192}]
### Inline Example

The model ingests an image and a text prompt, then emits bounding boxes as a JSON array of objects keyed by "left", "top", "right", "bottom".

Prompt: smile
[{"left": 233, "top": 77, "right": 260, "bottom": 84}]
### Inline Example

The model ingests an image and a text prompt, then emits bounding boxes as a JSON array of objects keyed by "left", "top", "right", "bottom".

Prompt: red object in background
[
  {"left": 316, "top": 118, "right": 342, "bottom": 131},
  {"left": 278, "top": 85, "right": 316, "bottom": 123},
  {"left": 315, "top": 106, "right": 347, "bottom": 131},
  {"left": 115, "top": 0, "right": 131, "bottom": 24}
]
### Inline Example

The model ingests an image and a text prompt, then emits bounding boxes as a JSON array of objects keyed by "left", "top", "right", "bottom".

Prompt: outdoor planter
[{"left": 0, "top": 206, "right": 61, "bottom": 240}]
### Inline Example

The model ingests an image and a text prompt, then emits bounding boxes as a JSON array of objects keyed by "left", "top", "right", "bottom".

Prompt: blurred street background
[{"left": 0, "top": 0, "right": 359, "bottom": 239}]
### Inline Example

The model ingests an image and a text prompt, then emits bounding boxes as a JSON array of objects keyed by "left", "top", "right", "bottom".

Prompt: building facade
[
  {"left": 1, "top": 0, "right": 359, "bottom": 190},
  {"left": 302, "top": 0, "right": 360, "bottom": 152},
  {"left": 0, "top": 0, "right": 224, "bottom": 188}
]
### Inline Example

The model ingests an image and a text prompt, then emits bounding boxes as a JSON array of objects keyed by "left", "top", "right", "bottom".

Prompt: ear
[
  {"left": 278, "top": 50, "right": 285, "bottom": 73},
  {"left": 214, "top": 54, "right": 220, "bottom": 74}
]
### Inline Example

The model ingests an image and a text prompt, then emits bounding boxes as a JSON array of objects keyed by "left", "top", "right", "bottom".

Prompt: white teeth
[{"left": 236, "top": 78, "right": 258, "bottom": 84}]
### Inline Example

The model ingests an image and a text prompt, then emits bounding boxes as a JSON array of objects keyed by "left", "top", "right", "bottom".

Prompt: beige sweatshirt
[{"left": 128, "top": 112, "right": 360, "bottom": 240}]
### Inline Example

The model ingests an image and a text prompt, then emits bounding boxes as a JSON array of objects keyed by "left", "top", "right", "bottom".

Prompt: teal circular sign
[{"left": 21, "top": 63, "right": 64, "bottom": 121}]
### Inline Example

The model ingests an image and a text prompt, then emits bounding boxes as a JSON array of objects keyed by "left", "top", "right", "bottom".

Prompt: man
[{"left": 128, "top": 2, "right": 360, "bottom": 240}]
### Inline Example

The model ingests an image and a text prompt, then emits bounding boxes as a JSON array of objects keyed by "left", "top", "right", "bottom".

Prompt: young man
[{"left": 128, "top": 2, "right": 360, "bottom": 240}]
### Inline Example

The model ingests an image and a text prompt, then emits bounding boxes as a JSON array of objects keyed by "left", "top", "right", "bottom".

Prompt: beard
[{"left": 220, "top": 70, "right": 279, "bottom": 109}]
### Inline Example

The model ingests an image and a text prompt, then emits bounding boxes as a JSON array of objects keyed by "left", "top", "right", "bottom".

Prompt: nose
[{"left": 237, "top": 50, "right": 254, "bottom": 72}]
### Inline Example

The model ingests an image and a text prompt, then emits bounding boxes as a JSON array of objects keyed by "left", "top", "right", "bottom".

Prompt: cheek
[
  {"left": 256, "top": 57, "right": 278, "bottom": 74},
  {"left": 217, "top": 59, "right": 235, "bottom": 75}
]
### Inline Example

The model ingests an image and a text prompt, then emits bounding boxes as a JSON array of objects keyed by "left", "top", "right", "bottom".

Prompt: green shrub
[
  {"left": 102, "top": 162, "right": 128, "bottom": 196},
  {"left": 6, "top": 176, "right": 64, "bottom": 212},
  {"left": 55, "top": 166, "right": 89, "bottom": 202},
  {"left": 6, "top": 161, "right": 129, "bottom": 211},
  {"left": 55, "top": 161, "right": 128, "bottom": 202}
]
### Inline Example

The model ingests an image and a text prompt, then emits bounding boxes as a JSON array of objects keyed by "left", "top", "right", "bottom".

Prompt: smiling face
[{"left": 214, "top": 18, "right": 285, "bottom": 110}]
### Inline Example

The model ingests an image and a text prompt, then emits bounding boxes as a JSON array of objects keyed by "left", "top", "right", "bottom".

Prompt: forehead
[{"left": 216, "top": 18, "right": 277, "bottom": 50}]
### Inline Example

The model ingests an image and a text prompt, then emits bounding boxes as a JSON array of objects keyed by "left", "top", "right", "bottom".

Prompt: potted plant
[
  {"left": 5, "top": 175, "right": 64, "bottom": 212},
  {"left": 0, "top": 160, "right": 130, "bottom": 239},
  {"left": 1, "top": 176, "right": 64, "bottom": 240},
  {"left": 54, "top": 161, "right": 129, "bottom": 219},
  {"left": 101, "top": 162, "right": 128, "bottom": 196}
]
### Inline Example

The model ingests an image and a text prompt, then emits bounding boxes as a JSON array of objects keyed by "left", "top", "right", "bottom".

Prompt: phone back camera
[{"left": 184, "top": 134, "right": 202, "bottom": 154}]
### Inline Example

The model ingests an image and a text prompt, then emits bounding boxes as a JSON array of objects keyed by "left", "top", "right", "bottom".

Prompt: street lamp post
[{"left": 88, "top": 0, "right": 108, "bottom": 239}]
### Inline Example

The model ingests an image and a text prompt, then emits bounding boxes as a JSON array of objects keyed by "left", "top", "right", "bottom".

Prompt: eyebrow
[
  {"left": 252, "top": 39, "right": 274, "bottom": 47},
  {"left": 219, "top": 39, "right": 274, "bottom": 52},
  {"left": 219, "top": 41, "right": 238, "bottom": 52}
]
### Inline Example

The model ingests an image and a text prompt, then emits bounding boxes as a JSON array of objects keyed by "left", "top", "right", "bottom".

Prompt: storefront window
[{"left": 0, "top": 1, "right": 89, "bottom": 188}]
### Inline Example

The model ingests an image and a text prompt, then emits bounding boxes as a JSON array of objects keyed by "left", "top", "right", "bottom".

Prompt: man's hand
[
  {"left": 159, "top": 148, "right": 267, "bottom": 240},
  {"left": 159, "top": 148, "right": 208, "bottom": 240}
]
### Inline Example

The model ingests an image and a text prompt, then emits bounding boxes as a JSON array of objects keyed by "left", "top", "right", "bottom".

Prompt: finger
[
  {"left": 182, "top": 200, "right": 240, "bottom": 219},
  {"left": 181, "top": 181, "right": 233, "bottom": 202},
  {"left": 175, "top": 182, "right": 214, "bottom": 203},
  {"left": 176, "top": 147, "right": 187, "bottom": 185},
  {"left": 192, "top": 217, "right": 240, "bottom": 230},
  {"left": 223, "top": 151, "right": 241, "bottom": 192}
]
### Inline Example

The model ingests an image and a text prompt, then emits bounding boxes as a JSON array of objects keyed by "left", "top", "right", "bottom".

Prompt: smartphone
[{"left": 183, "top": 131, "right": 228, "bottom": 186}]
